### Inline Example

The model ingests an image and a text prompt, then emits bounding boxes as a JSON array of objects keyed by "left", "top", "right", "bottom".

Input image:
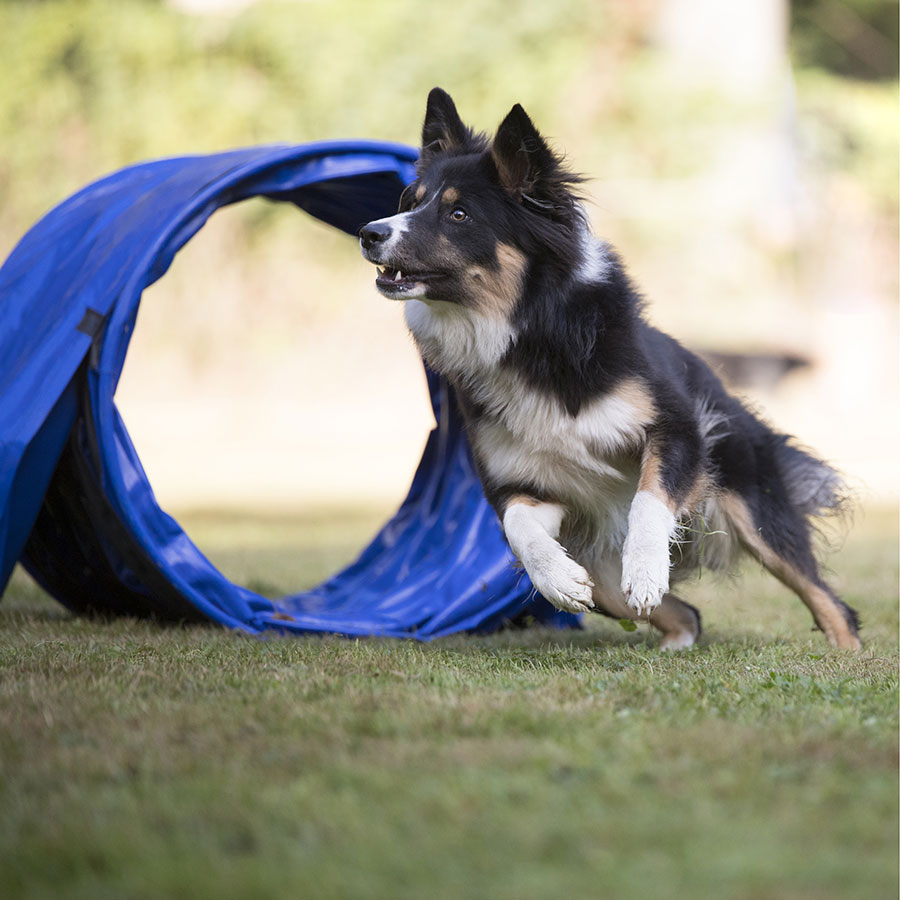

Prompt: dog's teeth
[
  {"left": 378, "top": 267, "right": 386, "bottom": 276},
  {"left": 396, "top": 270, "right": 403, "bottom": 280}
]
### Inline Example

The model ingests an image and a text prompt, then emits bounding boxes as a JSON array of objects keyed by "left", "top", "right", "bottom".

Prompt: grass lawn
[{"left": 1, "top": 505, "right": 897, "bottom": 900}]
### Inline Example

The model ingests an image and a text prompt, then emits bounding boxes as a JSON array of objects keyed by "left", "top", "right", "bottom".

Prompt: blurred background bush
[{"left": 1, "top": 0, "right": 896, "bottom": 513}]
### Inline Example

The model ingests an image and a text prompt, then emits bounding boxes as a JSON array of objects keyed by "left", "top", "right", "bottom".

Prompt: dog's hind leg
[
  {"left": 650, "top": 596, "right": 703, "bottom": 650},
  {"left": 720, "top": 492, "right": 861, "bottom": 649},
  {"left": 590, "top": 561, "right": 702, "bottom": 650}
]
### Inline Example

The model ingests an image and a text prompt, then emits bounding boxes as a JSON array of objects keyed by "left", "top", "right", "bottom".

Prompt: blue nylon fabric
[{"left": 0, "top": 141, "right": 578, "bottom": 637}]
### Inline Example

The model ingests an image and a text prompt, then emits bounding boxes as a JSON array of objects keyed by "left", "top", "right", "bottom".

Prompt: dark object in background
[{"left": 696, "top": 350, "right": 810, "bottom": 391}]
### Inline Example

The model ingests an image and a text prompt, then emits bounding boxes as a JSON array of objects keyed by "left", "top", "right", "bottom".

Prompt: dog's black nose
[{"left": 359, "top": 221, "right": 392, "bottom": 251}]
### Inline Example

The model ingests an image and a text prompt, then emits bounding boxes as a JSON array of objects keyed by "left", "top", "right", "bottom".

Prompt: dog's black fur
[{"left": 360, "top": 88, "right": 860, "bottom": 650}]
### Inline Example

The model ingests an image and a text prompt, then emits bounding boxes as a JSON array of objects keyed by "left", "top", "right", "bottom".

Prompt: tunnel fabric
[{"left": 0, "top": 141, "right": 577, "bottom": 637}]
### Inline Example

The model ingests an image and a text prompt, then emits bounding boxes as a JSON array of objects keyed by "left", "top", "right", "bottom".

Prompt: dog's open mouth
[{"left": 375, "top": 266, "right": 441, "bottom": 295}]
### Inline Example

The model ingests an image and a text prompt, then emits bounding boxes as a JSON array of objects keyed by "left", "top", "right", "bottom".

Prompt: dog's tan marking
[
  {"left": 465, "top": 243, "right": 527, "bottom": 319},
  {"left": 637, "top": 445, "right": 699, "bottom": 515},
  {"left": 432, "top": 234, "right": 465, "bottom": 272},
  {"left": 415, "top": 184, "right": 426, "bottom": 202},
  {"left": 635, "top": 413, "right": 711, "bottom": 514},
  {"left": 442, "top": 186, "right": 460, "bottom": 205},
  {"left": 637, "top": 452, "right": 709, "bottom": 514},
  {"left": 719, "top": 492, "right": 861, "bottom": 649},
  {"left": 493, "top": 243, "right": 527, "bottom": 311},
  {"left": 591, "top": 576, "right": 700, "bottom": 649},
  {"left": 503, "top": 493, "right": 541, "bottom": 513},
  {"left": 648, "top": 596, "right": 702, "bottom": 650},
  {"left": 617, "top": 378, "right": 657, "bottom": 425},
  {"left": 637, "top": 450, "right": 666, "bottom": 503}
]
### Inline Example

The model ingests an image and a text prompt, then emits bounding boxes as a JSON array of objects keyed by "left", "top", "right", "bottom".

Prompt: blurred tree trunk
[
  {"left": 655, "top": 0, "right": 788, "bottom": 97},
  {"left": 653, "top": 0, "right": 798, "bottom": 249}
]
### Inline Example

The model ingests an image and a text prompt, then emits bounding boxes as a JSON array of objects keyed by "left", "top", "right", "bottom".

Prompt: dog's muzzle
[{"left": 359, "top": 222, "right": 392, "bottom": 253}]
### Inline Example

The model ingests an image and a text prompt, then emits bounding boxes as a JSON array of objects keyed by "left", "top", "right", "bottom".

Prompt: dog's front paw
[
  {"left": 621, "top": 548, "right": 669, "bottom": 616},
  {"left": 529, "top": 555, "right": 595, "bottom": 615}
]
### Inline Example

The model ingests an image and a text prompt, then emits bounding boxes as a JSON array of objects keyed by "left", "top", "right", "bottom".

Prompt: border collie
[{"left": 359, "top": 88, "right": 861, "bottom": 650}]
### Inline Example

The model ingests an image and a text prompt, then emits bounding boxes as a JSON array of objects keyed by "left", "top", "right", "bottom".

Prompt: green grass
[{"left": 1, "top": 507, "right": 897, "bottom": 900}]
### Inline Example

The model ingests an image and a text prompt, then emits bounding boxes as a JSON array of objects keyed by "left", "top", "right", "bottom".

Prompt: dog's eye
[{"left": 449, "top": 207, "right": 468, "bottom": 223}]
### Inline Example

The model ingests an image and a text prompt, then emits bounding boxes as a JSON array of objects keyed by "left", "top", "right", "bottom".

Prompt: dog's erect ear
[
  {"left": 491, "top": 104, "right": 558, "bottom": 200},
  {"left": 421, "top": 88, "right": 469, "bottom": 162}
]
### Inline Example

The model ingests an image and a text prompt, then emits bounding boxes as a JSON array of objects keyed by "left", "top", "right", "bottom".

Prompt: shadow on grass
[{"left": 2, "top": 598, "right": 884, "bottom": 659}]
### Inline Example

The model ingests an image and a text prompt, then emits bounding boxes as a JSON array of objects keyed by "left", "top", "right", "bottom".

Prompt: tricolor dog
[{"left": 359, "top": 88, "right": 860, "bottom": 650}]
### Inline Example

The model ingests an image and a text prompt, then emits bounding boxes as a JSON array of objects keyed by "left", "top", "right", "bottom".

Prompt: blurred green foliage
[
  {"left": 0, "top": 0, "right": 896, "bottom": 251},
  {"left": 791, "top": 0, "right": 898, "bottom": 80},
  {"left": 0, "top": 0, "right": 617, "bottom": 234},
  {"left": 796, "top": 67, "right": 899, "bottom": 210}
]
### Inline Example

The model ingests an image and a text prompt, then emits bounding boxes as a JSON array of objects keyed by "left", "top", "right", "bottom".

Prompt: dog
[{"left": 359, "top": 87, "right": 861, "bottom": 650}]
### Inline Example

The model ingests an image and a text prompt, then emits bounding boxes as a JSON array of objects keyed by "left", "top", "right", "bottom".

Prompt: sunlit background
[{"left": 2, "top": 0, "right": 897, "bottom": 517}]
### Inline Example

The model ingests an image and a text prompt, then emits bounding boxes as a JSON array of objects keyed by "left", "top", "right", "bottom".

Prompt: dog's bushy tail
[{"left": 774, "top": 437, "right": 851, "bottom": 524}]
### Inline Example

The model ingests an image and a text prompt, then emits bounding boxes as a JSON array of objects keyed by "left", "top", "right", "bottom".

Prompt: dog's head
[{"left": 359, "top": 88, "right": 583, "bottom": 314}]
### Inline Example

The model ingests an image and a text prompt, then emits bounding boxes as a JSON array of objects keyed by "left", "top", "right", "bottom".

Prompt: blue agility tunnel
[{"left": 0, "top": 141, "right": 577, "bottom": 637}]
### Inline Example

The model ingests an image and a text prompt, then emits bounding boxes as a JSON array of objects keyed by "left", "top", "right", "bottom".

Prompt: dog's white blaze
[
  {"left": 405, "top": 300, "right": 515, "bottom": 373},
  {"left": 620, "top": 491, "right": 676, "bottom": 615},
  {"left": 502, "top": 501, "right": 594, "bottom": 614},
  {"left": 366, "top": 185, "right": 442, "bottom": 259},
  {"left": 362, "top": 210, "right": 411, "bottom": 257}
]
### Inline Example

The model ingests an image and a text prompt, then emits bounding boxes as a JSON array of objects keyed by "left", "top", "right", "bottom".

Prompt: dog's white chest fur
[
  {"left": 472, "top": 380, "right": 642, "bottom": 489},
  {"left": 474, "top": 379, "right": 647, "bottom": 549},
  {"left": 404, "top": 297, "right": 648, "bottom": 512},
  {"left": 404, "top": 295, "right": 654, "bottom": 559},
  {"left": 404, "top": 299, "right": 514, "bottom": 374}
]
